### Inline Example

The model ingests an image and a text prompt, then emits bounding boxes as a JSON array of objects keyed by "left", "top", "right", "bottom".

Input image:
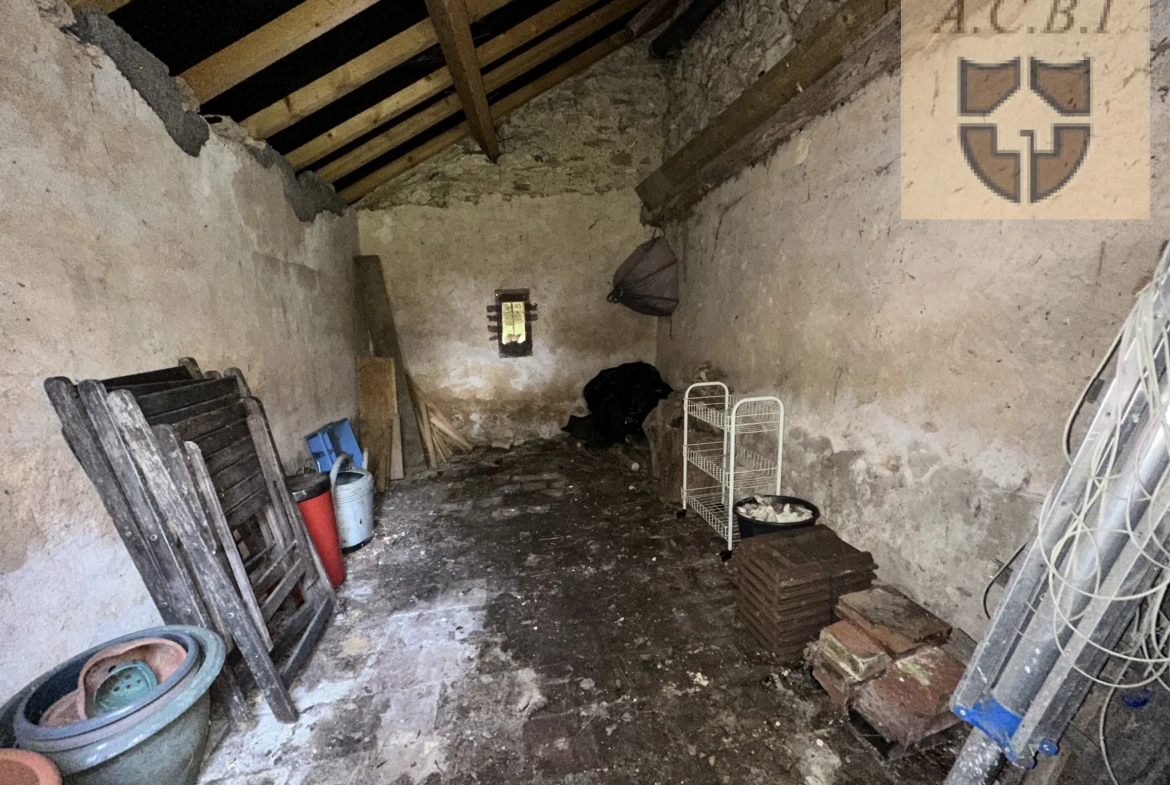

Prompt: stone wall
[
  {"left": 661, "top": 0, "right": 845, "bottom": 155},
  {"left": 656, "top": 3, "right": 1170, "bottom": 636},
  {"left": 0, "top": 0, "right": 359, "bottom": 700},
  {"left": 357, "top": 45, "right": 665, "bottom": 446}
]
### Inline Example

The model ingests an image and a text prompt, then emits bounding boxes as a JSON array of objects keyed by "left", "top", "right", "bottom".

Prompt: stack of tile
[
  {"left": 736, "top": 526, "right": 876, "bottom": 661},
  {"left": 809, "top": 586, "right": 964, "bottom": 750}
]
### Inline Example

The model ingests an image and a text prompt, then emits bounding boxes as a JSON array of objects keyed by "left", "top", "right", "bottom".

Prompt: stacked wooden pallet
[
  {"left": 45, "top": 359, "right": 334, "bottom": 728},
  {"left": 736, "top": 526, "right": 876, "bottom": 661}
]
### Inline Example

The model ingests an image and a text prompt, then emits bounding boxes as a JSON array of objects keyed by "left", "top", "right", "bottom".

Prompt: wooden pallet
[{"left": 45, "top": 359, "right": 335, "bottom": 726}]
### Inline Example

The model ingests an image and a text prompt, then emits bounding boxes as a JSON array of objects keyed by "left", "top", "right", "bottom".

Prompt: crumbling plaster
[
  {"left": 657, "top": 1, "right": 1170, "bottom": 637},
  {"left": 0, "top": 0, "right": 359, "bottom": 700},
  {"left": 358, "top": 45, "right": 665, "bottom": 445}
]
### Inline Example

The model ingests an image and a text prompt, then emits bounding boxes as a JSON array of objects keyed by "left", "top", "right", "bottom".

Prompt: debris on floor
[
  {"left": 735, "top": 525, "right": 877, "bottom": 661},
  {"left": 192, "top": 439, "right": 959, "bottom": 784},
  {"left": 809, "top": 586, "right": 965, "bottom": 750}
]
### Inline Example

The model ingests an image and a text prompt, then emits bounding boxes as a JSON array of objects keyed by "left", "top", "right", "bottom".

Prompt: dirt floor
[{"left": 198, "top": 438, "right": 962, "bottom": 784}]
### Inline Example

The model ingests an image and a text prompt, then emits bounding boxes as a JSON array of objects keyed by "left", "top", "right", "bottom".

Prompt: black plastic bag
[
  {"left": 607, "top": 237, "right": 678, "bottom": 317},
  {"left": 563, "top": 362, "right": 673, "bottom": 448}
]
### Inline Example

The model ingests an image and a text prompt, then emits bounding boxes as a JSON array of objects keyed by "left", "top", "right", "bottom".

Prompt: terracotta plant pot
[{"left": 0, "top": 749, "right": 62, "bottom": 785}]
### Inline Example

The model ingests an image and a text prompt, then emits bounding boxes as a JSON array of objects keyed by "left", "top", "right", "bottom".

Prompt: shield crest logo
[{"left": 958, "top": 57, "right": 1091, "bottom": 204}]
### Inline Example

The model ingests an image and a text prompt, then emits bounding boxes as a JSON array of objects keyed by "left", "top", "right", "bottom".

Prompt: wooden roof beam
[
  {"left": 424, "top": 0, "right": 500, "bottom": 160},
  {"left": 285, "top": 0, "right": 612, "bottom": 171},
  {"left": 241, "top": 0, "right": 512, "bottom": 140},
  {"left": 340, "top": 28, "right": 632, "bottom": 203},
  {"left": 312, "top": 0, "right": 642, "bottom": 182},
  {"left": 180, "top": 0, "right": 383, "bottom": 103}
]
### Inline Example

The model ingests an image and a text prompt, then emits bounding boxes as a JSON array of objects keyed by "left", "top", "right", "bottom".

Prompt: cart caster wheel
[
  {"left": 720, "top": 550, "right": 734, "bottom": 562},
  {"left": 676, "top": 509, "right": 688, "bottom": 519}
]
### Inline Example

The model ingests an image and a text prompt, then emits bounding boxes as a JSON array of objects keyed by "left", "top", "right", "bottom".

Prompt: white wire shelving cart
[{"left": 681, "top": 382, "right": 784, "bottom": 550}]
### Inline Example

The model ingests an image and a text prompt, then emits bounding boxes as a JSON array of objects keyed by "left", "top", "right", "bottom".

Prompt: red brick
[
  {"left": 836, "top": 586, "right": 951, "bottom": 656},
  {"left": 851, "top": 646, "right": 964, "bottom": 746},
  {"left": 812, "top": 664, "right": 850, "bottom": 712},
  {"left": 818, "top": 620, "right": 890, "bottom": 681}
]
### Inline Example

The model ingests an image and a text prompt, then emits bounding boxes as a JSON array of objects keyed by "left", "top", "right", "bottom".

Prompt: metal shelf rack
[{"left": 681, "top": 382, "right": 784, "bottom": 549}]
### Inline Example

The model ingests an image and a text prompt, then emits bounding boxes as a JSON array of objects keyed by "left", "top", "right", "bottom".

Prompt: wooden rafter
[
  {"left": 68, "top": 0, "right": 131, "bottom": 12},
  {"left": 340, "top": 28, "right": 632, "bottom": 203},
  {"left": 179, "top": 0, "right": 384, "bottom": 103},
  {"left": 241, "top": 0, "right": 512, "bottom": 141},
  {"left": 424, "top": 0, "right": 500, "bottom": 160},
  {"left": 312, "top": 0, "right": 643, "bottom": 183},
  {"left": 285, "top": 0, "right": 610, "bottom": 171}
]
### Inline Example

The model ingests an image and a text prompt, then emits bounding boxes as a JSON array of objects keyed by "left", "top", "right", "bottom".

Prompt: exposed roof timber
[
  {"left": 424, "top": 0, "right": 500, "bottom": 160},
  {"left": 285, "top": 0, "right": 609, "bottom": 171},
  {"left": 312, "top": 0, "right": 644, "bottom": 182},
  {"left": 68, "top": 0, "right": 131, "bottom": 12},
  {"left": 241, "top": 0, "right": 513, "bottom": 141},
  {"left": 636, "top": 0, "right": 898, "bottom": 223},
  {"left": 341, "top": 27, "right": 632, "bottom": 203},
  {"left": 180, "top": 0, "right": 383, "bottom": 102},
  {"left": 241, "top": 20, "right": 435, "bottom": 140}
]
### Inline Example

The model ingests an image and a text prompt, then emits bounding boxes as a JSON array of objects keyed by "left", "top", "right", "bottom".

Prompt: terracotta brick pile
[
  {"left": 809, "top": 586, "right": 966, "bottom": 747},
  {"left": 735, "top": 526, "right": 876, "bottom": 661}
]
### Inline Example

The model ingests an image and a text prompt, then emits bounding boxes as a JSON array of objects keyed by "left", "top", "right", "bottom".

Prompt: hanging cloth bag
[{"left": 607, "top": 237, "right": 679, "bottom": 317}]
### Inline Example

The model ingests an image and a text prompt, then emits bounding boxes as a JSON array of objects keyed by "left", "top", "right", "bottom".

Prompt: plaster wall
[
  {"left": 358, "top": 46, "right": 665, "bottom": 445},
  {"left": 0, "top": 0, "right": 359, "bottom": 700},
  {"left": 658, "top": 6, "right": 1170, "bottom": 637}
]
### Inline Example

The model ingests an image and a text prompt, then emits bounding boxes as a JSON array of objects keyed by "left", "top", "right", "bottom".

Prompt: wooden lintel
[
  {"left": 341, "top": 29, "right": 631, "bottom": 203},
  {"left": 636, "top": 0, "right": 900, "bottom": 224},
  {"left": 312, "top": 0, "right": 642, "bottom": 182},
  {"left": 179, "top": 0, "right": 383, "bottom": 103},
  {"left": 424, "top": 0, "right": 500, "bottom": 161}
]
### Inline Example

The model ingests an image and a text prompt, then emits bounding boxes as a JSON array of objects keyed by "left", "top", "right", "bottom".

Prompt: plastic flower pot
[
  {"left": 16, "top": 631, "right": 199, "bottom": 748},
  {"left": 13, "top": 626, "right": 224, "bottom": 785}
]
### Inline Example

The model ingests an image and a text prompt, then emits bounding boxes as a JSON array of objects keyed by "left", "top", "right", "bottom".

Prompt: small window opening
[{"left": 488, "top": 289, "right": 537, "bottom": 358}]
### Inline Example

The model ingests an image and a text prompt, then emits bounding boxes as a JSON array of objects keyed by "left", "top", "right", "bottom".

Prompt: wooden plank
[
  {"left": 213, "top": 454, "right": 263, "bottom": 495},
  {"left": 340, "top": 29, "right": 631, "bottom": 202},
  {"left": 175, "top": 400, "right": 250, "bottom": 442},
  {"left": 112, "top": 410, "right": 296, "bottom": 723},
  {"left": 204, "top": 433, "right": 256, "bottom": 475},
  {"left": 424, "top": 0, "right": 500, "bottom": 160},
  {"left": 626, "top": 0, "right": 678, "bottom": 36},
  {"left": 135, "top": 377, "right": 240, "bottom": 419},
  {"left": 243, "top": 20, "right": 437, "bottom": 140},
  {"left": 359, "top": 356, "right": 399, "bottom": 490},
  {"left": 245, "top": 404, "right": 336, "bottom": 601},
  {"left": 285, "top": 0, "right": 603, "bottom": 169},
  {"left": 195, "top": 420, "right": 253, "bottom": 459},
  {"left": 251, "top": 541, "right": 299, "bottom": 596},
  {"left": 390, "top": 413, "right": 405, "bottom": 481},
  {"left": 354, "top": 256, "right": 428, "bottom": 475},
  {"left": 184, "top": 441, "right": 273, "bottom": 650},
  {"left": 45, "top": 379, "right": 179, "bottom": 619},
  {"left": 179, "top": 0, "right": 383, "bottom": 103},
  {"left": 279, "top": 595, "right": 334, "bottom": 686},
  {"left": 637, "top": 0, "right": 899, "bottom": 222},
  {"left": 261, "top": 561, "right": 308, "bottom": 620},
  {"left": 340, "top": 123, "right": 470, "bottom": 201},
  {"left": 313, "top": 0, "right": 639, "bottom": 181},
  {"left": 225, "top": 487, "right": 270, "bottom": 532},
  {"left": 314, "top": 94, "right": 462, "bottom": 183},
  {"left": 220, "top": 470, "right": 267, "bottom": 514},
  {"left": 102, "top": 365, "right": 196, "bottom": 388}
]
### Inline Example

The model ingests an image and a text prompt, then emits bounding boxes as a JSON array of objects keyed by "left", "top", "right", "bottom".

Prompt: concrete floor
[{"left": 199, "top": 439, "right": 961, "bottom": 784}]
